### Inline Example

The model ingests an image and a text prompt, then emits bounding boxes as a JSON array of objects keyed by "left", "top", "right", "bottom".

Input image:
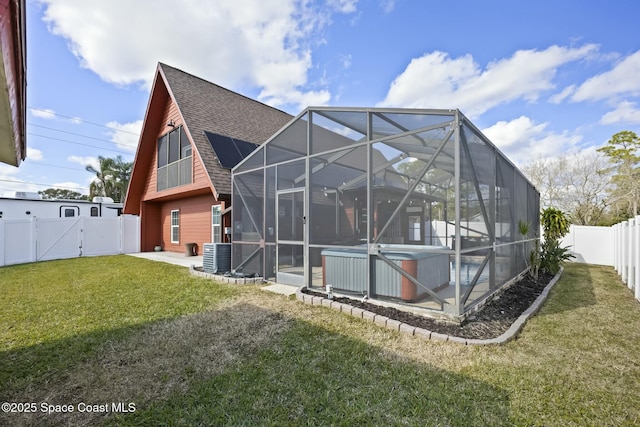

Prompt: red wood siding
[
  {"left": 158, "top": 194, "right": 220, "bottom": 254},
  {"left": 140, "top": 201, "right": 161, "bottom": 252},
  {"left": 140, "top": 97, "right": 212, "bottom": 202}
]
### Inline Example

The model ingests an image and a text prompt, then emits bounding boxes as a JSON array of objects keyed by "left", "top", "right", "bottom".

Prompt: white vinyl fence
[
  {"left": 612, "top": 216, "right": 640, "bottom": 302},
  {"left": 561, "top": 225, "right": 615, "bottom": 266},
  {"left": 0, "top": 215, "right": 140, "bottom": 267}
]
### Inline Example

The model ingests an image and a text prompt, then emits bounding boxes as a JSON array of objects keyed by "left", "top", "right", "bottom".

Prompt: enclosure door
[{"left": 276, "top": 189, "right": 305, "bottom": 286}]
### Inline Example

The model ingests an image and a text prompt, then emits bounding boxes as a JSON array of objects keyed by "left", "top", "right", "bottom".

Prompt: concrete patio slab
[
  {"left": 128, "top": 251, "right": 203, "bottom": 268},
  {"left": 261, "top": 283, "right": 299, "bottom": 296}
]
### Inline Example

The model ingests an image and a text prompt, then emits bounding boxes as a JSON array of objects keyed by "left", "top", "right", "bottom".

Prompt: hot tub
[{"left": 321, "top": 246, "right": 450, "bottom": 302}]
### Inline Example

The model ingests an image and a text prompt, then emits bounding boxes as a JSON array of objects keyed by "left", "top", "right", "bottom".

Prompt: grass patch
[
  {"left": 468, "top": 264, "right": 640, "bottom": 425},
  {"left": 1, "top": 259, "right": 639, "bottom": 426},
  {"left": 120, "top": 319, "right": 510, "bottom": 426},
  {"left": 0, "top": 255, "right": 238, "bottom": 399}
]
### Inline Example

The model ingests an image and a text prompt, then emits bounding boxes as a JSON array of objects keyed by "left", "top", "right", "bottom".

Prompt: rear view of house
[{"left": 124, "top": 63, "right": 292, "bottom": 254}]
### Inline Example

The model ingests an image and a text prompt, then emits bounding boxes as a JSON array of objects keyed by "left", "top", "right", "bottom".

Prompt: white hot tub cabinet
[{"left": 321, "top": 246, "right": 450, "bottom": 302}]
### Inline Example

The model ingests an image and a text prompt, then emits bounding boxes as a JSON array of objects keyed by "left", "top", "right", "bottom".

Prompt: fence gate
[{"left": 36, "top": 217, "right": 83, "bottom": 261}]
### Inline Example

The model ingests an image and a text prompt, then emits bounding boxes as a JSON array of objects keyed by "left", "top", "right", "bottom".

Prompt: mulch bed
[{"left": 302, "top": 272, "right": 555, "bottom": 340}]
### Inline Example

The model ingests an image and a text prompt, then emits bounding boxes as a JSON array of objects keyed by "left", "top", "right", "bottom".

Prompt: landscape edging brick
[{"left": 294, "top": 267, "right": 564, "bottom": 345}]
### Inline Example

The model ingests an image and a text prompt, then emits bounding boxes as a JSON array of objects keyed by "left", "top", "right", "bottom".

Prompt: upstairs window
[{"left": 157, "top": 126, "right": 193, "bottom": 191}]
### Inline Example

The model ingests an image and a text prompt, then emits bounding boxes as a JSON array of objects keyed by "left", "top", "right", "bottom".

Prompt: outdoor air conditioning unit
[{"left": 203, "top": 243, "right": 231, "bottom": 274}]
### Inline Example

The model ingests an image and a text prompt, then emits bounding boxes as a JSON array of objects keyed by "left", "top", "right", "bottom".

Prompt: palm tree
[
  {"left": 86, "top": 155, "right": 133, "bottom": 202},
  {"left": 86, "top": 156, "right": 113, "bottom": 199}
]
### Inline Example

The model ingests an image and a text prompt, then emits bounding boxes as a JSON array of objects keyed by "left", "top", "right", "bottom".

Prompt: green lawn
[{"left": 1, "top": 257, "right": 639, "bottom": 426}]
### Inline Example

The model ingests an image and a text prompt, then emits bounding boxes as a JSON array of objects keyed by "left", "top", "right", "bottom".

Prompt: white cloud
[
  {"left": 31, "top": 108, "right": 56, "bottom": 119},
  {"left": 51, "top": 181, "right": 88, "bottom": 194},
  {"left": 380, "top": 0, "right": 396, "bottom": 13},
  {"left": 29, "top": 107, "right": 84, "bottom": 124},
  {"left": 0, "top": 163, "right": 19, "bottom": 177},
  {"left": 482, "top": 116, "right": 583, "bottom": 165},
  {"left": 339, "top": 54, "right": 352, "bottom": 69},
  {"left": 379, "top": 44, "right": 599, "bottom": 118},
  {"left": 104, "top": 120, "right": 142, "bottom": 153},
  {"left": 27, "top": 147, "right": 44, "bottom": 161},
  {"left": 68, "top": 155, "right": 98, "bottom": 171},
  {"left": 572, "top": 50, "right": 640, "bottom": 102},
  {"left": 0, "top": 164, "right": 36, "bottom": 197},
  {"left": 39, "top": 0, "right": 356, "bottom": 110},
  {"left": 600, "top": 100, "right": 640, "bottom": 125},
  {"left": 329, "top": 0, "right": 358, "bottom": 13},
  {"left": 483, "top": 116, "right": 547, "bottom": 150},
  {"left": 548, "top": 85, "right": 576, "bottom": 104}
]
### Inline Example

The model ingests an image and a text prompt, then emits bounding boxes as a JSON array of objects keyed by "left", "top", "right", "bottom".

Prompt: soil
[{"left": 302, "top": 272, "right": 555, "bottom": 340}]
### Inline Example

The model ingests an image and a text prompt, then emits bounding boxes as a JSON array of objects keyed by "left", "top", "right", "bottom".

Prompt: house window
[
  {"left": 212, "top": 205, "right": 221, "bottom": 243},
  {"left": 171, "top": 210, "right": 180, "bottom": 243},
  {"left": 90, "top": 207, "right": 99, "bottom": 217},
  {"left": 406, "top": 207, "right": 423, "bottom": 244},
  {"left": 408, "top": 215, "right": 421, "bottom": 242},
  {"left": 157, "top": 126, "right": 192, "bottom": 191}
]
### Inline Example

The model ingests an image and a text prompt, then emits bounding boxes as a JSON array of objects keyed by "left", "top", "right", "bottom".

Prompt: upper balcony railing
[{"left": 157, "top": 156, "right": 192, "bottom": 191}]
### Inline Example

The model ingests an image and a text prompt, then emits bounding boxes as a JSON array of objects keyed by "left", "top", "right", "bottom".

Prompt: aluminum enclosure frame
[{"left": 232, "top": 107, "right": 540, "bottom": 318}]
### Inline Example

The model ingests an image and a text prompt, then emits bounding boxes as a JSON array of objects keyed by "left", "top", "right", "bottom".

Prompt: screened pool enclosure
[{"left": 231, "top": 107, "right": 539, "bottom": 317}]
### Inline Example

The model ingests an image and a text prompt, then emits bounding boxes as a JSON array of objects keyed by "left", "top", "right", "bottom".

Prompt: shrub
[
  {"left": 541, "top": 207, "right": 571, "bottom": 241},
  {"left": 540, "top": 236, "right": 575, "bottom": 275},
  {"left": 538, "top": 207, "right": 574, "bottom": 275},
  {"left": 529, "top": 240, "right": 541, "bottom": 280}
]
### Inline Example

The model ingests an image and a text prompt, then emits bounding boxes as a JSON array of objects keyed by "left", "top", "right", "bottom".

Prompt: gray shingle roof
[{"left": 159, "top": 63, "right": 293, "bottom": 196}]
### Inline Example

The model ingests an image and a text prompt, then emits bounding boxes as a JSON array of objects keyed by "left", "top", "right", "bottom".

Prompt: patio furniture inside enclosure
[{"left": 232, "top": 107, "right": 539, "bottom": 318}]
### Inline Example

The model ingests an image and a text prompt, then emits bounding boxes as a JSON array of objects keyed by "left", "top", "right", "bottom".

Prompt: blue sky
[{"left": 1, "top": 0, "right": 639, "bottom": 197}]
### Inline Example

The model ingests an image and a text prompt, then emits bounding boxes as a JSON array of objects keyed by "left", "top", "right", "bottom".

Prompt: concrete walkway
[
  {"left": 261, "top": 283, "right": 299, "bottom": 296},
  {"left": 128, "top": 251, "right": 203, "bottom": 268},
  {"left": 128, "top": 251, "right": 299, "bottom": 297}
]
